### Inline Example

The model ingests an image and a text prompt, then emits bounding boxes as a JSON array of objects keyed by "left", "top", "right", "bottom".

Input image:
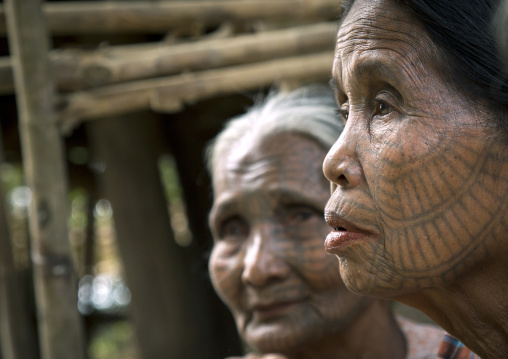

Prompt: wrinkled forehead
[
  {"left": 336, "top": 0, "right": 433, "bottom": 59},
  {"left": 333, "top": 0, "right": 443, "bottom": 89},
  {"left": 212, "top": 132, "right": 328, "bottom": 197}
]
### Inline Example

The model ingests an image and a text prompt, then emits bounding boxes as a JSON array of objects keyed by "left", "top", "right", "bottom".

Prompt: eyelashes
[
  {"left": 336, "top": 108, "right": 348, "bottom": 123},
  {"left": 336, "top": 97, "right": 396, "bottom": 125},
  {"left": 373, "top": 99, "right": 393, "bottom": 118}
]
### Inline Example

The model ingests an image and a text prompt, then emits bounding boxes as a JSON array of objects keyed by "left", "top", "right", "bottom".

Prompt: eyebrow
[
  {"left": 332, "top": 55, "right": 407, "bottom": 94},
  {"left": 209, "top": 194, "right": 239, "bottom": 224},
  {"left": 211, "top": 187, "right": 325, "bottom": 221},
  {"left": 270, "top": 188, "right": 326, "bottom": 207}
]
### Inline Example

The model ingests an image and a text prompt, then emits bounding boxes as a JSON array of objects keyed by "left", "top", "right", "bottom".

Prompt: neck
[
  {"left": 397, "top": 260, "right": 508, "bottom": 359},
  {"left": 287, "top": 300, "right": 406, "bottom": 359}
]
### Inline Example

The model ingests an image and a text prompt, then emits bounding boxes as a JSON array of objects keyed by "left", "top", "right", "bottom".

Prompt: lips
[
  {"left": 324, "top": 212, "right": 373, "bottom": 254},
  {"left": 325, "top": 229, "right": 369, "bottom": 253},
  {"left": 249, "top": 298, "right": 306, "bottom": 321},
  {"left": 254, "top": 301, "right": 293, "bottom": 312}
]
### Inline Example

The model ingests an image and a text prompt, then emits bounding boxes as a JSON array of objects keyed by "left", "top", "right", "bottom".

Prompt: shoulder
[{"left": 396, "top": 315, "right": 445, "bottom": 359}]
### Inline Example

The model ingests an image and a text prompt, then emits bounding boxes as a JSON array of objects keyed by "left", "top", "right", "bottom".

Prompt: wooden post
[
  {"left": 4, "top": 1, "right": 85, "bottom": 359},
  {"left": 87, "top": 113, "right": 219, "bottom": 358},
  {"left": 0, "top": 126, "right": 38, "bottom": 359}
]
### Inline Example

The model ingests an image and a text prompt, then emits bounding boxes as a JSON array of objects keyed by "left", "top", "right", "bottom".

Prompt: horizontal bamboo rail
[
  {"left": 0, "top": 22, "right": 337, "bottom": 94},
  {"left": 0, "top": 23, "right": 337, "bottom": 94},
  {"left": 0, "top": 0, "right": 341, "bottom": 35},
  {"left": 59, "top": 52, "right": 334, "bottom": 131},
  {"left": 59, "top": 22, "right": 337, "bottom": 90}
]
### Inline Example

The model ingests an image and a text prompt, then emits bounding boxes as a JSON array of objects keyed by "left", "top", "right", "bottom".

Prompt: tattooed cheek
[
  {"left": 210, "top": 247, "right": 243, "bottom": 279},
  {"left": 210, "top": 258, "right": 243, "bottom": 296}
]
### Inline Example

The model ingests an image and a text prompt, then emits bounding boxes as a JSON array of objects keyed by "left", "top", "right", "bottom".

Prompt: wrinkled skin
[
  {"left": 324, "top": 0, "right": 508, "bottom": 297},
  {"left": 209, "top": 132, "right": 379, "bottom": 357},
  {"left": 323, "top": 0, "right": 508, "bottom": 357}
]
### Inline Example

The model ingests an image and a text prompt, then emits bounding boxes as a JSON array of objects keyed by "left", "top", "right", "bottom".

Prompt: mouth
[
  {"left": 324, "top": 214, "right": 372, "bottom": 254},
  {"left": 250, "top": 299, "right": 305, "bottom": 321}
]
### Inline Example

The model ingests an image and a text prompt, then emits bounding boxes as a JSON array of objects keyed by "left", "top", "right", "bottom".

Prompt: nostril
[{"left": 337, "top": 174, "right": 348, "bottom": 187}]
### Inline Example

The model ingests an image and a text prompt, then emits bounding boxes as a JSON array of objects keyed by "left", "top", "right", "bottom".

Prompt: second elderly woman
[{"left": 207, "top": 85, "right": 443, "bottom": 359}]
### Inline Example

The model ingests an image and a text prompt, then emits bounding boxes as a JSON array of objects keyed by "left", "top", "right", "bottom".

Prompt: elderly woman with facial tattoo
[
  {"left": 207, "top": 85, "right": 443, "bottom": 359},
  {"left": 323, "top": 1, "right": 508, "bottom": 358}
]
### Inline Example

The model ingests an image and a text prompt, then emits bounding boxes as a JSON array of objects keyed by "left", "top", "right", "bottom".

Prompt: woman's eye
[
  {"left": 219, "top": 217, "right": 248, "bottom": 240},
  {"left": 286, "top": 206, "right": 321, "bottom": 225},
  {"left": 373, "top": 100, "right": 392, "bottom": 117},
  {"left": 337, "top": 105, "right": 349, "bottom": 123}
]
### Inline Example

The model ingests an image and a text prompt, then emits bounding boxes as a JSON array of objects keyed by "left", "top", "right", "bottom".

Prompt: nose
[
  {"left": 241, "top": 226, "right": 290, "bottom": 287},
  {"left": 323, "top": 126, "right": 363, "bottom": 190}
]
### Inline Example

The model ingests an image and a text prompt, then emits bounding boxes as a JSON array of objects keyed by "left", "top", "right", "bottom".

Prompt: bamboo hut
[{"left": 0, "top": 1, "right": 342, "bottom": 358}]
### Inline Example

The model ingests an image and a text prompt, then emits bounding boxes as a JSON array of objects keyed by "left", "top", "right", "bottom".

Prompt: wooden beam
[
  {"left": 59, "top": 52, "right": 334, "bottom": 131},
  {"left": 0, "top": 22, "right": 337, "bottom": 94},
  {"left": 4, "top": 1, "right": 85, "bottom": 359},
  {"left": 57, "top": 22, "right": 337, "bottom": 90},
  {"left": 0, "top": 0, "right": 342, "bottom": 35}
]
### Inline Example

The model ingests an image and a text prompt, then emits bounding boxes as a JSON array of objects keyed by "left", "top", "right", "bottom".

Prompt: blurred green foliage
[
  {"left": 0, "top": 162, "right": 23, "bottom": 193},
  {"left": 89, "top": 321, "right": 140, "bottom": 359},
  {"left": 159, "top": 154, "right": 192, "bottom": 247}
]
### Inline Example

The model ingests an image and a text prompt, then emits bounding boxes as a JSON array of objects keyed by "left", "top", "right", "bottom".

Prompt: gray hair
[{"left": 206, "top": 84, "right": 344, "bottom": 181}]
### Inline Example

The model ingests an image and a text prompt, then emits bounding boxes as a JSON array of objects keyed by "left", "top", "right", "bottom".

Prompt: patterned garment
[
  {"left": 436, "top": 334, "right": 480, "bottom": 359},
  {"left": 396, "top": 316, "right": 445, "bottom": 359}
]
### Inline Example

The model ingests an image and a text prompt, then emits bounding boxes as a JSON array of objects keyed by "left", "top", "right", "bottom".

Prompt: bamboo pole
[
  {"left": 0, "top": 0, "right": 340, "bottom": 35},
  {"left": 59, "top": 52, "right": 334, "bottom": 131},
  {"left": 0, "top": 127, "right": 38, "bottom": 359},
  {"left": 0, "top": 22, "right": 337, "bottom": 93},
  {"left": 4, "top": 1, "right": 85, "bottom": 359}
]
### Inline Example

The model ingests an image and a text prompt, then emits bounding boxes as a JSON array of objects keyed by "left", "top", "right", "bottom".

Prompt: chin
[
  {"left": 244, "top": 321, "right": 318, "bottom": 355},
  {"left": 339, "top": 255, "right": 450, "bottom": 300},
  {"left": 247, "top": 330, "right": 299, "bottom": 354},
  {"left": 338, "top": 256, "right": 406, "bottom": 299}
]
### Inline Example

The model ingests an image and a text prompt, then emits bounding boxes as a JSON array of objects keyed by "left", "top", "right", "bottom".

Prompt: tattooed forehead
[
  {"left": 215, "top": 133, "right": 327, "bottom": 194},
  {"left": 338, "top": 0, "right": 421, "bottom": 44},
  {"left": 334, "top": 0, "right": 437, "bottom": 84},
  {"left": 223, "top": 155, "right": 283, "bottom": 188},
  {"left": 221, "top": 156, "right": 318, "bottom": 190}
]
